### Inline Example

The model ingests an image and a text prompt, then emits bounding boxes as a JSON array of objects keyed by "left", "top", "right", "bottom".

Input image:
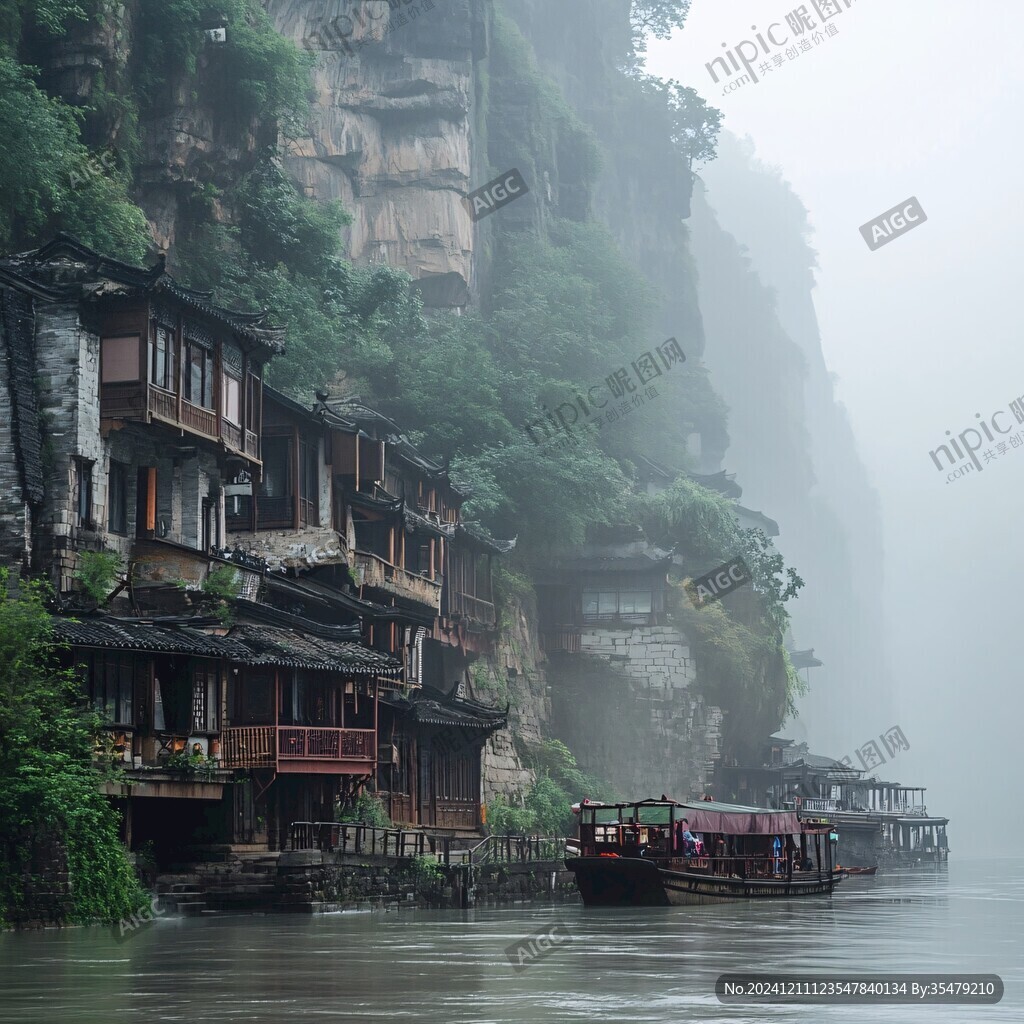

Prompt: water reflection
[{"left": 0, "top": 861, "right": 1019, "bottom": 1023}]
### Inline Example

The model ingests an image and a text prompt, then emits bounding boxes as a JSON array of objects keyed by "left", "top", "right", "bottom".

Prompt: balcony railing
[
  {"left": 801, "top": 798, "right": 838, "bottom": 812},
  {"left": 100, "top": 381, "right": 260, "bottom": 463},
  {"left": 353, "top": 550, "right": 441, "bottom": 612},
  {"left": 450, "top": 591, "right": 496, "bottom": 626},
  {"left": 220, "top": 726, "right": 376, "bottom": 771}
]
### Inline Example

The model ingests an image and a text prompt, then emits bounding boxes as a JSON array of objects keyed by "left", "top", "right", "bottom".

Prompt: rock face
[{"left": 266, "top": 0, "right": 482, "bottom": 307}]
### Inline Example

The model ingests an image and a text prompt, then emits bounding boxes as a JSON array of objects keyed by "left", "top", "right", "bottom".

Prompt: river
[{"left": 0, "top": 858, "right": 1019, "bottom": 1023}]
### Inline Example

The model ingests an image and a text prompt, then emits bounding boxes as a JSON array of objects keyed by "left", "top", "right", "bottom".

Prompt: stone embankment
[{"left": 155, "top": 847, "right": 577, "bottom": 915}]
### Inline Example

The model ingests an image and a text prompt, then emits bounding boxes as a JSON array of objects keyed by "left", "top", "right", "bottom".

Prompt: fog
[{"left": 646, "top": 0, "right": 1023, "bottom": 855}]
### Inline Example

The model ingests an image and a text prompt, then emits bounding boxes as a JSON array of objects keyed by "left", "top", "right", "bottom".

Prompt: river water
[{"left": 0, "top": 858, "right": 1020, "bottom": 1023}]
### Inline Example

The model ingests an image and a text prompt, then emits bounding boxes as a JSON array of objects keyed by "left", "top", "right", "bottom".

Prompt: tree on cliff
[
  {"left": 0, "top": 571, "right": 145, "bottom": 925},
  {"left": 630, "top": 0, "right": 692, "bottom": 45}
]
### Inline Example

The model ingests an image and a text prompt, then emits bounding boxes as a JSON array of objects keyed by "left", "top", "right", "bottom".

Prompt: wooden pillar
[{"left": 291, "top": 426, "right": 301, "bottom": 530}]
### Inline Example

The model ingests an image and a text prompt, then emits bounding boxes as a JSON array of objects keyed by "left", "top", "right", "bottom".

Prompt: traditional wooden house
[{"left": 0, "top": 236, "right": 512, "bottom": 853}]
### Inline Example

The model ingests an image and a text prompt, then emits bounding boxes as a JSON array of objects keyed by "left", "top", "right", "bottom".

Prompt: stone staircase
[{"left": 155, "top": 849, "right": 282, "bottom": 913}]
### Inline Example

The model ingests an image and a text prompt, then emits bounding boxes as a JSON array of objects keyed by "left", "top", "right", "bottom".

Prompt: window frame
[
  {"left": 101, "top": 334, "right": 142, "bottom": 385},
  {"left": 107, "top": 460, "right": 129, "bottom": 535},
  {"left": 73, "top": 457, "right": 94, "bottom": 529}
]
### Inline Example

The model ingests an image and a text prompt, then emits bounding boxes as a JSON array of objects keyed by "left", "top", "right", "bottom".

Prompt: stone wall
[{"left": 548, "top": 624, "right": 723, "bottom": 802}]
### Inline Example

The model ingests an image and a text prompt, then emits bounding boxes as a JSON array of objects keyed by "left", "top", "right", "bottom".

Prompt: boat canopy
[
  {"left": 573, "top": 797, "right": 801, "bottom": 836},
  {"left": 677, "top": 802, "right": 800, "bottom": 836}
]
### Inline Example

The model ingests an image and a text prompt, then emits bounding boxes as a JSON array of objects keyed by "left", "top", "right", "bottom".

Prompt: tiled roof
[
  {"left": 0, "top": 236, "right": 284, "bottom": 353},
  {"left": 53, "top": 615, "right": 402, "bottom": 675},
  {"left": 456, "top": 523, "right": 516, "bottom": 555},
  {"left": 227, "top": 624, "right": 402, "bottom": 675},
  {"left": 53, "top": 617, "right": 249, "bottom": 659}
]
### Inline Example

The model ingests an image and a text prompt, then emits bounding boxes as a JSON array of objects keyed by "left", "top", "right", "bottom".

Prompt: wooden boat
[
  {"left": 838, "top": 865, "right": 878, "bottom": 876},
  {"left": 565, "top": 797, "right": 842, "bottom": 906}
]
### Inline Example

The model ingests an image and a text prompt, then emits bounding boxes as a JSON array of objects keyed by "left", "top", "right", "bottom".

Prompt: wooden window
[
  {"left": 192, "top": 665, "right": 220, "bottom": 733},
  {"left": 582, "top": 591, "right": 618, "bottom": 620},
  {"left": 619, "top": 591, "right": 652, "bottom": 615},
  {"left": 246, "top": 371, "right": 262, "bottom": 433},
  {"left": 73, "top": 457, "right": 94, "bottom": 528},
  {"left": 222, "top": 373, "right": 242, "bottom": 426},
  {"left": 102, "top": 335, "right": 141, "bottom": 383},
  {"left": 107, "top": 460, "right": 129, "bottom": 534},
  {"left": 298, "top": 436, "right": 318, "bottom": 525},
  {"left": 149, "top": 326, "right": 176, "bottom": 391},
  {"left": 81, "top": 652, "right": 137, "bottom": 725},
  {"left": 183, "top": 340, "right": 214, "bottom": 409}
]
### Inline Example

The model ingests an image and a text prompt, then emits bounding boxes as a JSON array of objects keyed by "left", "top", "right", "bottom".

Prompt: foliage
[
  {"left": 485, "top": 795, "right": 536, "bottom": 836},
  {"left": 408, "top": 854, "right": 444, "bottom": 893},
  {"left": 640, "top": 77, "right": 723, "bottom": 169},
  {"left": 72, "top": 550, "right": 123, "bottom": 606},
  {"left": 0, "top": 570, "right": 145, "bottom": 924},
  {"left": 0, "top": 55, "right": 150, "bottom": 260},
  {"left": 337, "top": 790, "right": 393, "bottom": 829},
  {"left": 487, "top": 740, "right": 615, "bottom": 838},
  {"left": 0, "top": 0, "right": 88, "bottom": 42},
  {"left": 642, "top": 476, "right": 803, "bottom": 632},
  {"left": 493, "top": 564, "right": 535, "bottom": 631},
  {"left": 135, "top": 0, "right": 312, "bottom": 132},
  {"left": 489, "top": 9, "right": 603, "bottom": 190},
  {"left": 629, "top": 0, "right": 692, "bottom": 40},
  {"left": 162, "top": 751, "right": 217, "bottom": 780},
  {"left": 201, "top": 565, "right": 241, "bottom": 602},
  {"left": 235, "top": 159, "right": 351, "bottom": 277}
]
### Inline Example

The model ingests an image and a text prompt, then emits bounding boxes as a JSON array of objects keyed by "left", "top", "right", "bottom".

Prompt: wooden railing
[
  {"left": 450, "top": 591, "right": 496, "bottom": 626},
  {"left": 221, "top": 726, "right": 275, "bottom": 769},
  {"left": 802, "top": 798, "right": 838, "bottom": 812},
  {"left": 149, "top": 384, "right": 176, "bottom": 421},
  {"left": 182, "top": 399, "right": 217, "bottom": 438},
  {"left": 354, "top": 550, "right": 442, "bottom": 611},
  {"left": 467, "top": 835, "right": 566, "bottom": 865},
  {"left": 222, "top": 420, "right": 243, "bottom": 450},
  {"left": 221, "top": 727, "right": 376, "bottom": 768},
  {"left": 100, "top": 384, "right": 260, "bottom": 465},
  {"left": 288, "top": 822, "right": 568, "bottom": 866}
]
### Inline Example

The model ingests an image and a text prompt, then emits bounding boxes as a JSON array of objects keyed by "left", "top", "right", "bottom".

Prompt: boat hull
[{"left": 565, "top": 857, "right": 838, "bottom": 906}]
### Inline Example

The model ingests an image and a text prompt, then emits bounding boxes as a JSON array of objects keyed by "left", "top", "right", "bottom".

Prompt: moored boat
[
  {"left": 838, "top": 865, "right": 879, "bottom": 876},
  {"left": 565, "top": 797, "right": 842, "bottom": 906}
]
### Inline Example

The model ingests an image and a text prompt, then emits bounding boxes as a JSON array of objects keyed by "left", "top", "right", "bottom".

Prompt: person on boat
[{"left": 679, "top": 818, "right": 697, "bottom": 856}]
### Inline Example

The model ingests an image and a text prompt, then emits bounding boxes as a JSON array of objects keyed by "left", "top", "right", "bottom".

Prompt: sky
[{"left": 645, "top": 0, "right": 1024, "bottom": 853}]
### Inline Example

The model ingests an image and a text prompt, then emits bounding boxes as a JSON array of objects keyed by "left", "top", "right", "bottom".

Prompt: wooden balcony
[
  {"left": 100, "top": 382, "right": 259, "bottom": 464},
  {"left": 220, "top": 726, "right": 376, "bottom": 774},
  {"left": 450, "top": 591, "right": 497, "bottom": 627},
  {"left": 353, "top": 550, "right": 441, "bottom": 612}
]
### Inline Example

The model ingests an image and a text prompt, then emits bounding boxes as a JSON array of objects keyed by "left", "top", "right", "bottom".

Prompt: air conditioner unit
[{"left": 377, "top": 744, "right": 399, "bottom": 765}]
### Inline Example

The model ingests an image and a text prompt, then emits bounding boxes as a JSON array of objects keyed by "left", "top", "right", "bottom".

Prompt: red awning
[{"left": 682, "top": 808, "right": 800, "bottom": 835}]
